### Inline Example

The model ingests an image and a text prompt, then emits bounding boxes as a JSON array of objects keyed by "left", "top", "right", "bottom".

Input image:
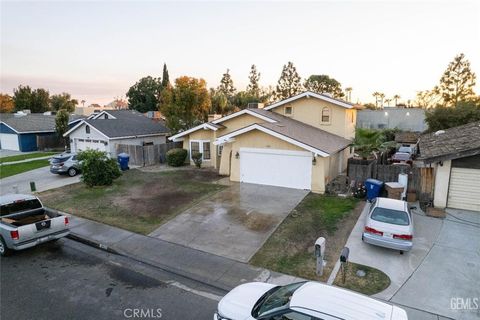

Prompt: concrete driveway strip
[
  {"left": 149, "top": 183, "right": 308, "bottom": 262},
  {"left": 0, "top": 166, "right": 80, "bottom": 195},
  {"left": 345, "top": 203, "right": 443, "bottom": 301}
]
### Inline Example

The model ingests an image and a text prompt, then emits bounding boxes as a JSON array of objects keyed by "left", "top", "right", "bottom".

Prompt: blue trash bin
[
  {"left": 364, "top": 178, "right": 384, "bottom": 201},
  {"left": 117, "top": 153, "right": 130, "bottom": 171}
]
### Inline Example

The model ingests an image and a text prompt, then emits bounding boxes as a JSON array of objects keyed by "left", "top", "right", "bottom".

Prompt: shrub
[
  {"left": 191, "top": 152, "right": 202, "bottom": 168},
  {"left": 166, "top": 148, "right": 187, "bottom": 167},
  {"left": 77, "top": 150, "right": 121, "bottom": 187}
]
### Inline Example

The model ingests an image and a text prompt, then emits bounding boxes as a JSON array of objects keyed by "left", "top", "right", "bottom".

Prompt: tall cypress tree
[
  {"left": 274, "top": 62, "right": 302, "bottom": 101},
  {"left": 246, "top": 64, "right": 261, "bottom": 98},
  {"left": 162, "top": 63, "right": 170, "bottom": 88}
]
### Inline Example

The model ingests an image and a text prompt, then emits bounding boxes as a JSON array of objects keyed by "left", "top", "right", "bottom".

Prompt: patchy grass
[
  {"left": 0, "top": 159, "right": 50, "bottom": 179},
  {"left": 0, "top": 152, "right": 56, "bottom": 163},
  {"left": 250, "top": 194, "right": 363, "bottom": 282},
  {"left": 39, "top": 168, "right": 225, "bottom": 235},
  {"left": 334, "top": 262, "right": 390, "bottom": 296}
]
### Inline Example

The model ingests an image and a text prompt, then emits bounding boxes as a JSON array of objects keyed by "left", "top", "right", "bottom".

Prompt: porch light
[
  {"left": 235, "top": 152, "right": 240, "bottom": 159},
  {"left": 312, "top": 156, "right": 317, "bottom": 165}
]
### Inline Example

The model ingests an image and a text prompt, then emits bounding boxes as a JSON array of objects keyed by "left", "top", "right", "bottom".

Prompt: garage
[
  {"left": 447, "top": 163, "right": 480, "bottom": 212},
  {"left": 0, "top": 133, "right": 20, "bottom": 151},
  {"left": 74, "top": 138, "right": 108, "bottom": 153},
  {"left": 240, "top": 148, "right": 312, "bottom": 190}
]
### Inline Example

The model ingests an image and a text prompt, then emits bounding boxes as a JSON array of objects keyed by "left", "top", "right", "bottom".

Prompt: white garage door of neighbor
[
  {"left": 240, "top": 148, "right": 312, "bottom": 190},
  {"left": 75, "top": 139, "right": 108, "bottom": 153},
  {"left": 448, "top": 167, "right": 480, "bottom": 212},
  {"left": 0, "top": 133, "right": 20, "bottom": 151}
]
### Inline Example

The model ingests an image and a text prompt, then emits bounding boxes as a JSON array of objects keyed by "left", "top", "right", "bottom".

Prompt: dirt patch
[{"left": 40, "top": 168, "right": 225, "bottom": 234}]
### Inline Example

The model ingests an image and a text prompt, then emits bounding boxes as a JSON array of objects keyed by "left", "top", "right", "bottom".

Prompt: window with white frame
[
  {"left": 321, "top": 107, "right": 330, "bottom": 123},
  {"left": 190, "top": 140, "right": 211, "bottom": 161},
  {"left": 285, "top": 106, "right": 293, "bottom": 116}
]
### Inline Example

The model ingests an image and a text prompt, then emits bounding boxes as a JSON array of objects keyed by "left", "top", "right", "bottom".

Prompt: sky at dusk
[{"left": 1, "top": 1, "right": 479, "bottom": 106}]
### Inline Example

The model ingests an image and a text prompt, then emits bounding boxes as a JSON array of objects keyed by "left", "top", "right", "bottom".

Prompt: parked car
[
  {"left": 362, "top": 197, "right": 414, "bottom": 253},
  {"left": 214, "top": 281, "right": 408, "bottom": 320},
  {"left": 391, "top": 152, "right": 412, "bottom": 165},
  {"left": 398, "top": 146, "right": 414, "bottom": 155},
  {"left": 50, "top": 152, "right": 81, "bottom": 177},
  {"left": 0, "top": 194, "right": 70, "bottom": 256}
]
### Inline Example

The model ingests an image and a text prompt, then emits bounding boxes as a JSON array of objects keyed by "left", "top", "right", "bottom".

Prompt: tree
[
  {"left": 435, "top": 53, "right": 476, "bottom": 107},
  {"left": 385, "top": 98, "right": 392, "bottom": 107},
  {"left": 80, "top": 99, "right": 86, "bottom": 107},
  {"left": 55, "top": 109, "right": 70, "bottom": 147},
  {"left": 209, "top": 88, "right": 228, "bottom": 114},
  {"left": 232, "top": 91, "right": 259, "bottom": 109},
  {"left": 363, "top": 103, "right": 377, "bottom": 110},
  {"left": 415, "top": 90, "right": 440, "bottom": 109},
  {"left": 425, "top": 100, "right": 480, "bottom": 132},
  {"left": 162, "top": 63, "right": 170, "bottom": 88},
  {"left": 372, "top": 92, "right": 380, "bottom": 108},
  {"left": 0, "top": 94, "right": 14, "bottom": 113},
  {"left": 304, "top": 74, "right": 344, "bottom": 98},
  {"left": 159, "top": 76, "right": 211, "bottom": 133},
  {"left": 13, "top": 86, "right": 50, "bottom": 113},
  {"left": 13, "top": 85, "right": 32, "bottom": 111},
  {"left": 274, "top": 62, "right": 302, "bottom": 101},
  {"left": 351, "top": 128, "right": 386, "bottom": 159},
  {"left": 126, "top": 76, "right": 162, "bottom": 113},
  {"left": 378, "top": 93, "right": 385, "bottom": 107},
  {"left": 50, "top": 93, "right": 78, "bottom": 112},
  {"left": 393, "top": 94, "right": 401, "bottom": 106},
  {"left": 246, "top": 64, "right": 261, "bottom": 98},
  {"left": 345, "top": 87, "right": 352, "bottom": 102}
]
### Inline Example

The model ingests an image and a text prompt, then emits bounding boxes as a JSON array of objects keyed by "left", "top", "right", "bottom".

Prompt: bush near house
[
  {"left": 77, "top": 150, "right": 121, "bottom": 187},
  {"left": 191, "top": 152, "right": 203, "bottom": 168},
  {"left": 166, "top": 148, "right": 188, "bottom": 167}
]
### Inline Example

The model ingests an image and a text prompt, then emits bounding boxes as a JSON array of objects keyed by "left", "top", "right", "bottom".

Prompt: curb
[{"left": 67, "top": 233, "right": 119, "bottom": 254}]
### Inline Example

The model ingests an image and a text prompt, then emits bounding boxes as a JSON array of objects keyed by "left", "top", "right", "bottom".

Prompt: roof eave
[{"left": 420, "top": 148, "right": 480, "bottom": 164}]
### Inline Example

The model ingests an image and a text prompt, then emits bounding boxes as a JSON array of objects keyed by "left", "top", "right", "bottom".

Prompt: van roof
[
  {"left": 376, "top": 197, "right": 407, "bottom": 211},
  {"left": 290, "top": 282, "right": 393, "bottom": 320}
]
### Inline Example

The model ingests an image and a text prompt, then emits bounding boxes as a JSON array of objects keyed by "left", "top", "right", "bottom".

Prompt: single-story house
[
  {"left": 419, "top": 121, "right": 480, "bottom": 212},
  {"left": 0, "top": 113, "right": 84, "bottom": 152},
  {"left": 64, "top": 110, "right": 169, "bottom": 157},
  {"left": 169, "top": 91, "right": 359, "bottom": 193}
]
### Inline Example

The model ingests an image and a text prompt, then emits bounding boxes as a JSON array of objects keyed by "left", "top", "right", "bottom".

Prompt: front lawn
[
  {"left": 0, "top": 152, "right": 56, "bottom": 164},
  {"left": 39, "top": 168, "right": 225, "bottom": 235},
  {"left": 0, "top": 159, "right": 50, "bottom": 179},
  {"left": 334, "top": 262, "right": 390, "bottom": 295},
  {"left": 250, "top": 194, "right": 362, "bottom": 282}
]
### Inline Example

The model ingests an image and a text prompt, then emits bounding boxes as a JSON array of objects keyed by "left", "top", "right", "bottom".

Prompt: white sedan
[
  {"left": 214, "top": 281, "right": 408, "bottom": 320},
  {"left": 362, "top": 197, "right": 414, "bottom": 253}
]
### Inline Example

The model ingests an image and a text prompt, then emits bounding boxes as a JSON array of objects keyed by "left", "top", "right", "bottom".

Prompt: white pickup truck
[{"left": 0, "top": 194, "right": 70, "bottom": 256}]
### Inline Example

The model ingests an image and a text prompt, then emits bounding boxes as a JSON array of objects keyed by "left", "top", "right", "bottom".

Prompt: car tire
[
  {"left": 0, "top": 236, "right": 12, "bottom": 257},
  {"left": 68, "top": 168, "right": 77, "bottom": 177}
]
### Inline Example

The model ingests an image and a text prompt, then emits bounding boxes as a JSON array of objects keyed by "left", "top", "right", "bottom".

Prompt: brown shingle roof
[
  {"left": 248, "top": 109, "right": 352, "bottom": 155},
  {"left": 419, "top": 121, "right": 480, "bottom": 163},
  {"left": 395, "top": 132, "right": 420, "bottom": 144}
]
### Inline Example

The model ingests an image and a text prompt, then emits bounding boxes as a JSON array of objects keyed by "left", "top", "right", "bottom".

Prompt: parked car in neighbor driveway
[
  {"left": 50, "top": 152, "right": 81, "bottom": 177},
  {"left": 362, "top": 197, "right": 414, "bottom": 253},
  {"left": 391, "top": 152, "right": 413, "bottom": 165},
  {"left": 214, "top": 281, "right": 408, "bottom": 320}
]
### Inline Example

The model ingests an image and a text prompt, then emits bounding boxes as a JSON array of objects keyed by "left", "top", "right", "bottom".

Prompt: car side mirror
[{"left": 409, "top": 206, "right": 417, "bottom": 210}]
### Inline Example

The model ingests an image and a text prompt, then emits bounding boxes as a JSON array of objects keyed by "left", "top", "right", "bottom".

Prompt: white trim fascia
[
  {"left": 0, "top": 122, "right": 20, "bottom": 134},
  {"left": 109, "top": 133, "right": 168, "bottom": 140},
  {"left": 215, "top": 124, "right": 330, "bottom": 157},
  {"left": 91, "top": 110, "right": 117, "bottom": 119},
  {"left": 63, "top": 120, "right": 86, "bottom": 137},
  {"left": 239, "top": 147, "right": 312, "bottom": 158},
  {"left": 168, "top": 123, "right": 218, "bottom": 141},
  {"left": 213, "top": 138, "right": 235, "bottom": 145},
  {"left": 63, "top": 120, "right": 110, "bottom": 140},
  {"left": 264, "top": 91, "right": 353, "bottom": 110},
  {"left": 211, "top": 109, "right": 277, "bottom": 124}
]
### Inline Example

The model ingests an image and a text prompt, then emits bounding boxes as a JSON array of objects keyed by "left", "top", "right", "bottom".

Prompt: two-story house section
[{"left": 169, "top": 91, "right": 359, "bottom": 193}]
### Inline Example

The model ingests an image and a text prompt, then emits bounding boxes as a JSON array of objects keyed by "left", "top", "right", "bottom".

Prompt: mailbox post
[
  {"left": 314, "top": 237, "right": 326, "bottom": 276},
  {"left": 340, "top": 247, "right": 350, "bottom": 284}
]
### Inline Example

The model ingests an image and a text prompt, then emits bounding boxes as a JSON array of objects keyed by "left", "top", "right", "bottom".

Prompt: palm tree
[
  {"left": 372, "top": 92, "right": 380, "bottom": 108},
  {"left": 351, "top": 128, "right": 385, "bottom": 159},
  {"left": 378, "top": 93, "right": 385, "bottom": 107},
  {"left": 393, "top": 94, "right": 400, "bottom": 106},
  {"left": 345, "top": 87, "right": 352, "bottom": 102},
  {"left": 385, "top": 98, "right": 392, "bottom": 107},
  {"left": 81, "top": 100, "right": 86, "bottom": 107}
]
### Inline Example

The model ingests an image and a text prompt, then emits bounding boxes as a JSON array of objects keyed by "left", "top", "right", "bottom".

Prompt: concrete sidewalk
[
  {"left": 0, "top": 155, "right": 53, "bottom": 165},
  {"left": 67, "top": 215, "right": 304, "bottom": 291}
]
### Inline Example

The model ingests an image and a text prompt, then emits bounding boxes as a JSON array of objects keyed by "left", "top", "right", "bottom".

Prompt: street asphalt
[{"left": 0, "top": 238, "right": 222, "bottom": 320}]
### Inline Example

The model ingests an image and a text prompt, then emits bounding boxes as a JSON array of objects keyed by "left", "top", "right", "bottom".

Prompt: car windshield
[
  {"left": 398, "top": 147, "right": 412, "bottom": 153},
  {"left": 393, "top": 153, "right": 410, "bottom": 161},
  {"left": 0, "top": 199, "right": 42, "bottom": 216},
  {"left": 253, "top": 282, "right": 305, "bottom": 318},
  {"left": 371, "top": 207, "right": 410, "bottom": 226},
  {"left": 51, "top": 156, "right": 70, "bottom": 163}
]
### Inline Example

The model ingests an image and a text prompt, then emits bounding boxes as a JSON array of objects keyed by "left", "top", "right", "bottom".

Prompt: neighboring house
[
  {"left": 419, "top": 121, "right": 480, "bottom": 211},
  {"left": 357, "top": 108, "right": 427, "bottom": 132},
  {"left": 64, "top": 110, "right": 169, "bottom": 157},
  {"left": 0, "top": 113, "right": 83, "bottom": 152},
  {"left": 75, "top": 103, "right": 115, "bottom": 116},
  {"left": 169, "top": 91, "right": 358, "bottom": 193},
  {"left": 105, "top": 99, "right": 129, "bottom": 110}
]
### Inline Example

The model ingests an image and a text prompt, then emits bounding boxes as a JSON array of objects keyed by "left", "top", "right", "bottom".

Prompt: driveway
[
  {"left": 149, "top": 183, "right": 308, "bottom": 262},
  {"left": 0, "top": 166, "right": 81, "bottom": 195},
  {"left": 346, "top": 203, "right": 480, "bottom": 320}
]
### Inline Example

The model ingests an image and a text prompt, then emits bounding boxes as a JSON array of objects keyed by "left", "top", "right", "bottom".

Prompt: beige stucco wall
[
  {"left": 272, "top": 97, "right": 356, "bottom": 139},
  {"left": 433, "top": 160, "right": 451, "bottom": 209},
  {"left": 216, "top": 114, "right": 264, "bottom": 135},
  {"left": 184, "top": 129, "right": 216, "bottom": 167}
]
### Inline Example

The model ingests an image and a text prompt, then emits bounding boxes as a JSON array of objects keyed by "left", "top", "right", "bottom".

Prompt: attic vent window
[
  {"left": 285, "top": 106, "right": 293, "bottom": 115},
  {"left": 85, "top": 125, "right": 90, "bottom": 134},
  {"left": 321, "top": 107, "right": 330, "bottom": 123}
]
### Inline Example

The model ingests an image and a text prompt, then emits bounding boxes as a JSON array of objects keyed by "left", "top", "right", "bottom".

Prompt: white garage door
[
  {"left": 448, "top": 167, "right": 480, "bottom": 211},
  {"left": 0, "top": 133, "right": 20, "bottom": 151},
  {"left": 74, "top": 139, "right": 108, "bottom": 153},
  {"left": 240, "top": 148, "right": 312, "bottom": 190}
]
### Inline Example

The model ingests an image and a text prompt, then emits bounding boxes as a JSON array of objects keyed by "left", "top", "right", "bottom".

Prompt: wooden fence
[
  {"left": 115, "top": 141, "right": 183, "bottom": 166},
  {"left": 347, "top": 159, "right": 434, "bottom": 200},
  {"left": 37, "top": 135, "right": 64, "bottom": 151}
]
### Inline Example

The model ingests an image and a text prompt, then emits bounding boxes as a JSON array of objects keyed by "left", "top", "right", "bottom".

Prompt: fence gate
[{"left": 115, "top": 142, "right": 182, "bottom": 167}]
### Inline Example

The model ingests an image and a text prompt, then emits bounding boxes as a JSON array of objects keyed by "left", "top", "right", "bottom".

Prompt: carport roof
[{"left": 419, "top": 121, "right": 480, "bottom": 164}]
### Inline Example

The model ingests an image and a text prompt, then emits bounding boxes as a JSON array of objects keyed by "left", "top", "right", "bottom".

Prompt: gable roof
[
  {"left": 216, "top": 109, "right": 351, "bottom": 157},
  {"left": 0, "top": 113, "right": 84, "bottom": 134},
  {"left": 64, "top": 110, "right": 169, "bottom": 139},
  {"left": 169, "top": 122, "right": 223, "bottom": 141},
  {"left": 264, "top": 91, "right": 354, "bottom": 111},
  {"left": 419, "top": 121, "right": 480, "bottom": 164}
]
